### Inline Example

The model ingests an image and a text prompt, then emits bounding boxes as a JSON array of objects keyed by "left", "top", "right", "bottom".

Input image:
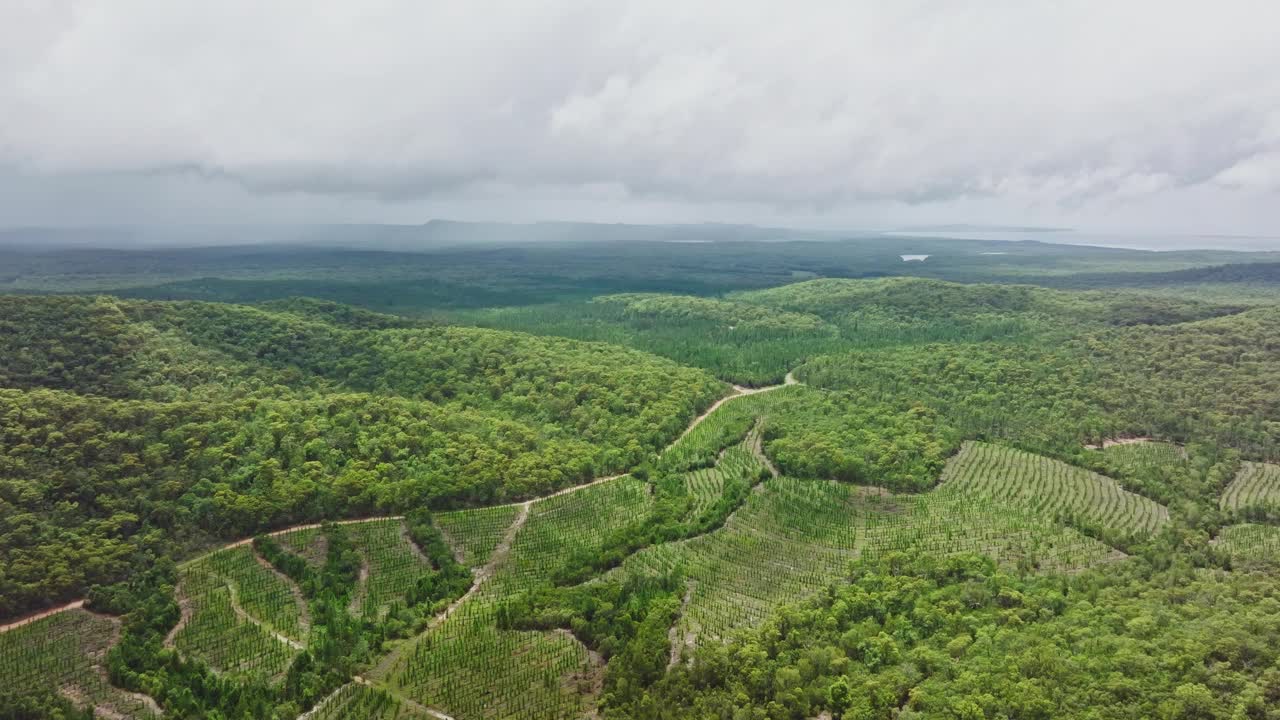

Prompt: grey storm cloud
[{"left": 2, "top": 1, "right": 1280, "bottom": 231}]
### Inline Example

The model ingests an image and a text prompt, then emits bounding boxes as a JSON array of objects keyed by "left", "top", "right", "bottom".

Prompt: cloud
[{"left": 2, "top": 1, "right": 1279, "bottom": 231}]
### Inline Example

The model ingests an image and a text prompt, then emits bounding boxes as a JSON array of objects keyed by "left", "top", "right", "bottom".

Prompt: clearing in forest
[
  {"left": 377, "top": 477, "right": 650, "bottom": 720},
  {"left": 942, "top": 441, "right": 1169, "bottom": 535},
  {"left": 379, "top": 394, "right": 1131, "bottom": 704},
  {"left": 171, "top": 545, "right": 307, "bottom": 680},
  {"left": 434, "top": 504, "right": 521, "bottom": 568},
  {"left": 301, "top": 681, "right": 439, "bottom": 720},
  {"left": 1214, "top": 523, "right": 1280, "bottom": 562},
  {"left": 340, "top": 519, "right": 437, "bottom": 620},
  {"left": 0, "top": 609, "right": 162, "bottom": 718},
  {"left": 276, "top": 526, "right": 328, "bottom": 567},
  {"left": 1221, "top": 461, "right": 1280, "bottom": 511},
  {"left": 632, "top": 473, "right": 1121, "bottom": 658},
  {"left": 1096, "top": 440, "right": 1187, "bottom": 471}
]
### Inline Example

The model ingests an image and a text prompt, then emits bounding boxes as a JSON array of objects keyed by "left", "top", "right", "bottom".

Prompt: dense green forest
[
  {"left": 0, "top": 295, "right": 722, "bottom": 618},
  {"left": 626, "top": 554, "right": 1280, "bottom": 719},
  {"left": 2, "top": 234, "right": 1280, "bottom": 720}
]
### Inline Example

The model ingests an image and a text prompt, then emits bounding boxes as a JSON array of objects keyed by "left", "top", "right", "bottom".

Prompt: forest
[{"left": 2, "top": 234, "right": 1280, "bottom": 719}]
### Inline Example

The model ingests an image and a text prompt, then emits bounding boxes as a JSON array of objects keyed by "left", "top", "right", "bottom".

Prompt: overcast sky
[{"left": 3, "top": 1, "right": 1280, "bottom": 237}]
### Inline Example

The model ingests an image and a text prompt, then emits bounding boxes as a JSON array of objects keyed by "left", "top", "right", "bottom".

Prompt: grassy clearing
[
  {"left": 378, "top": 477, "right": 649, "bottom": 719},
  {"left": 435, "top": 504, "right": 521, "bottom": 568},
  {"left": 1097, "top": 440, "right": 1187, "bottom": 472},
  {"left": 173, "top": 546, "right": 304, "bottom": 679},
  {"left": 388, "top": 607, "right": 593, "bottom": 720},
  {"left": 943, "top": 441, "right": 1169, "bottom": 535},
  {"left": 1215, "top": 524, "right": 1280, "bottom": 562},
  {"left": 303, "top": 682, "right": 436, "bottom": 720},
  {"left": 341, "top": 519, "right": 435, "bottom": 620},
  {"left": 277, "top": 527, "right": 328, "bottom": 567},
  {"left": 1221, "top": 461, "right": 1280, "bottom": 511},
  {"left": 0, "top": 608, "right": 160, "bottom": 717},
  {"left": 492, "top": 477, "right": 654, "bottom": 596},
  {"left": 626, "top": 473, "right": 1119, "bottom": 652}
]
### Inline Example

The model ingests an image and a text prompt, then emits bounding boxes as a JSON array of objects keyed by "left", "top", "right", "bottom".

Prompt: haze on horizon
[{"left": 3, "top": 2, "right": 1280, "bottom": 242}]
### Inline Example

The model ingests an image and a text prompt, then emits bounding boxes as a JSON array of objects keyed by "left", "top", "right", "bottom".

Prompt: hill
[{"left": 0, "top": 295, "right": 723, "bottom": 619}]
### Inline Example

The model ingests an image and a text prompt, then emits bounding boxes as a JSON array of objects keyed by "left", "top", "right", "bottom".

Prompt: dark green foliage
[
  {"left": 0, "top": 295, "right": 144, "bottom": 396},
  {"left": 0, "top": 296, "right": 721, "bottom": 619},
  {"left": 403, "top": 510, "right": 473, "bottom": 608},
  {"left": 625, "top": 553, "right": 1280, "bottom": 720},
  {"left": 798, "top": 307, "right": 1280, "bottom": 463},
  {"left": 498, "top": 568, "right": 685, "bottom": 709},
  {"left": 443, "top": 297, "right": 847, "bottom": 386},
  {"left": 444, "top": 278, "right": 1243, "bottom": 385},
  {"left": 98, "top": 520, "right": 459, "bottom": 720},
  {"left": 104, "top": 561, "right": 284, "bottom": 719},
  {"left": 0, "top": 692, "right": 95, "bottom": 720},
  {"left": 760, "top": 388, "right": 949, "bottom": 491},
  {"left": 255, "top": 536, "right": 314, "bottom": 588},
  {"left": 4, "top": 228, "right": 1272, "bottom": 302}
]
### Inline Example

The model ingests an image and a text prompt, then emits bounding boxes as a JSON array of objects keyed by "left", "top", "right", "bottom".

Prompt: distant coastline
[{"left": 884, "top": 229, "right": 1280, "bottom": 253}]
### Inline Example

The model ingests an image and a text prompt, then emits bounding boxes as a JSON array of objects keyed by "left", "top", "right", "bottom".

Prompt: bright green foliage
[
  {"left": 942, "top": 441, "right": 1169, "bottom": 536},
  {"left": 4, "top": 244, "right": 1280, "bottom": 720},
  {"left": 857, "top": 483, "right": 1124, "bottom": 572},
  {"left": 434, "top": 504, "right": 521, "bottom": 568},
  {"left": 446, "top": 278, "right": 1242, "bottom": 386},
  {"left": 1096, "top": 441, "right": 1190, "bottom": 501},
  {"left": 657, "top": 389, "right": 772, "bottom": 472},
  {"left": 761, "top": 386, "right": 950, "bottom": 491},
  {"left": 208, "top": 545, "right": 309, "bottom": 642},
  {"left": 1222, "top": 462, "right": 1280, "bottom": 511},
  {"left": 173, "top": 546, "right": 306, "bottom": 679},
  {"left": 1091, "top": 441, "right": 1242, "bottom": 521},
  {"left": 798, "top": 307, "right": 1280, "bottom": 461},
  {"left": 799, "top": 343, "right": 1114, "bottom": 453},
  {"left": 659, "top": 381, "right": 951, "bottom": 494},
  {"left": 1082, "top": 307, "right": 1280, "bottom": 457},
  {"left": 620, "top": 476, "right": 862, "bottom": 644},
  {"left": 1215, "top": 524, "right": 1280, "bottom": 563},
  {"left": 683, "top": 434, "right": 763, "bottom": 517},
  {"left": 0, "top": 609, "right": 160, "bottom": 718},
  {"left": 622, "top": 473, "right": 1119, "bottom": 649}
]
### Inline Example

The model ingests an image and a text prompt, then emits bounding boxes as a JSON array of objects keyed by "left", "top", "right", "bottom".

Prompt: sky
[{"left": 3, "top": 1, "right": 1280, "bottom": 239}]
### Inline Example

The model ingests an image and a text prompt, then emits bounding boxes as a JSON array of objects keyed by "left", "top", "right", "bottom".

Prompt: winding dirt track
[
  {"left": 224, "top": 578, "right": 305, "bottom": 651},
  {"left": 368, "top": 500, "right": 532, "bottom": 681},
  {"left": 670, "top": 372, "right": 797, "bottom": 446},
  {"left": 0, "top": 599, "right": 85, "bottom": 634},
  {"left": 2, "top": 376, "right": 800, "bottom": 637},
  {"left": 0, "top": 372, "right": 802, "bottom": 719}
]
